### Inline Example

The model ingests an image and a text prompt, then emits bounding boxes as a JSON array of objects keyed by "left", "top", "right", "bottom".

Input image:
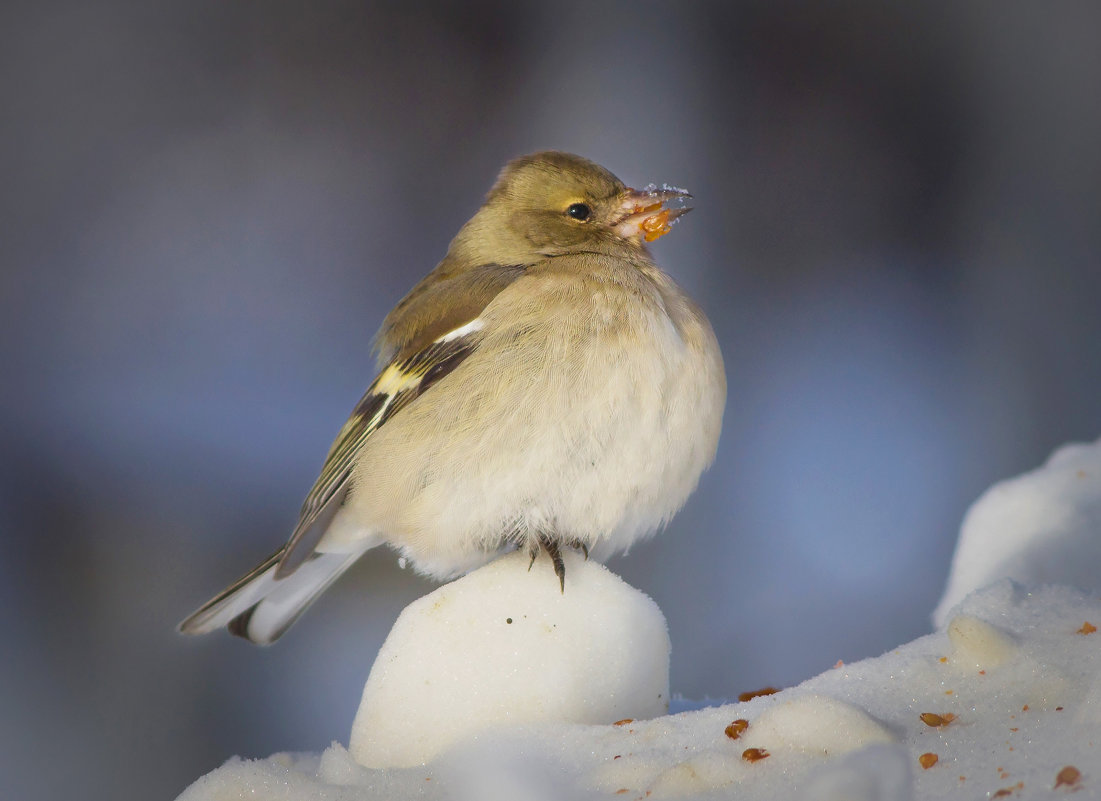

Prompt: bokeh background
[{"left": 2, "top": 2, "right": 1099, "bottom": 798}]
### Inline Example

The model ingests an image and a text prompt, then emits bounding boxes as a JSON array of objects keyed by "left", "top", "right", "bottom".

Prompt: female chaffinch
[{"left": 180, "top": 151, "right": 725, "bottom": 644}]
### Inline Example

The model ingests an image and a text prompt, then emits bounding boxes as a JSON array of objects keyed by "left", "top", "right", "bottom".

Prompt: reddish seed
[
  {"left": 641, "top": 210, "right": 672, "bottom": 242},
  {"left": 724, "top": 719, "right": 749, "bottom": 740},
  {"left": 1055, "top": 766, "right": 1081, "bottom": 788},
  {"left": 919, "top": 753, "right": 938, "bottom": 769},
  {"left": 920, "top": 712, "right": 956, "bottom": 727},
  {"left": 1078, "top": 621, "right": 1097, "bottom": 635},
  {"left": 738, "top": 687, "right": 781, "bottom": 702},
  {"left": 742, "top": 748, "right": 770, "bottom": 762},
  {"left": 614, "top": 719, "right": 634, "bottom": 726}
]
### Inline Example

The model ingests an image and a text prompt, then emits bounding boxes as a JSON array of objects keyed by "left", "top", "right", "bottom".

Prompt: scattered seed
[
  {"left": 920, "top": 712, "right": 956, "bottom": 727},
  {"left": 738, "top": 687, "right": 780, "bottom": 702},
  {"left": 919, "top": 753, "right": 939, "bottom": 769},
  {"left": 1078, "top": 621, "right": 1097, "bottom": 635},
  {"left": 742, "top": 748, "right": 770, "bottom": 762},
  {"left": 1055, "top": 765, "right": 1081, "bottom": 789},
  {"left": 724, "top": 719, "right": 749, "bottom": 740},
  {"left": 614, "top": 719, "right": 633, "bottom": 726}
]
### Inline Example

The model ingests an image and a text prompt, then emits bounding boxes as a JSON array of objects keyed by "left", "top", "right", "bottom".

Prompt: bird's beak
[{"left": 613, "top": 185, "right": 693, "bottom": 243}]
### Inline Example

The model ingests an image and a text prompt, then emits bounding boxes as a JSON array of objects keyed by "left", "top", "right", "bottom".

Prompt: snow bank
[
  {"left": 935, "top": 437, "right": 1101, "bottom": 626},
  {"left": 177, "top": 584, "right": 1101, "bottom": 800},
  {"left": 178, "top": 437, "right": 1101, "bottom": 800},
  {"left": 350, "top": 549, "right": 670, "bottom": 767}
]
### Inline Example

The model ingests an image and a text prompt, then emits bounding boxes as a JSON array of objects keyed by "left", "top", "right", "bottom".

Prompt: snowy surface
[
  {"left": 350, "top": 550, "right": 670, "bottom": 767},
  {"left": 935, "top": 439, "right": 1101, "bottom": 626},
  {"left": 178, "top": 438, "right": 1101, "bottom": 800}
]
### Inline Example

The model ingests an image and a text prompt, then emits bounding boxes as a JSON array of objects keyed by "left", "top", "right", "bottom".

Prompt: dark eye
[{"left": 566, "top": 202, "right": 591, "bottom": 221}]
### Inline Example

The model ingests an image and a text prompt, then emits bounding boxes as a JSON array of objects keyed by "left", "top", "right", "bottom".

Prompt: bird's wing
[
  {"left": 378, "top": 262, "right": 525, "bottom": 362},
  {"left": 275, "top": 316, "right": 486, "bottom": 576}
]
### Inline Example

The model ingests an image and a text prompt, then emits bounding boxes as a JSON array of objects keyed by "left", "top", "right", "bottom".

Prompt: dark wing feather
[
  {"left": 379, "top": 262, "right": 524, "bottom": 362},
  {"left": 275, "top": 321, "right": 482, "bottom": 576}
]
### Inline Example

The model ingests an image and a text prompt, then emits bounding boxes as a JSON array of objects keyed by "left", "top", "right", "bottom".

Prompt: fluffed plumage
[{"left": 179, "top": 151, "right": 725, "bottom": 644}]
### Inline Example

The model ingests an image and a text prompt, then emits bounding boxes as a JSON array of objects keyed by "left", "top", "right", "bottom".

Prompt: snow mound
[
  {"left": 178, "top": 437, "right": 1101, "bottom": 800},
  {"left": 178, "top": 583, "right": 1101, "bottom": 800},
  {"left": 350, "top": 549, "right": 670, "bottom": 767},
  {"left": 934, "top": 436, "right": 1101, "bottom": 626}
]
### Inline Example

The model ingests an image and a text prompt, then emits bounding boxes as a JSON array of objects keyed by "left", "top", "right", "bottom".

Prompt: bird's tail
[{"left": 178, "top": 542, "right": 373, "bottom": 645}]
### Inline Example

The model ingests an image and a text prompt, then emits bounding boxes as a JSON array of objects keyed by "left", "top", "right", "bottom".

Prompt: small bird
[{"left": 179, "top": 151, "right": 726, "bottom": 644}]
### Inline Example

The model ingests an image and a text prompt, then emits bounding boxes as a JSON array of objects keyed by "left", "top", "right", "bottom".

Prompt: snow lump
[
  {"left": 935, "top": 437, "right": 1101, "bottom": 626},
  {"left": 349, "top": 548, "right": 670, "bottom": 767}
]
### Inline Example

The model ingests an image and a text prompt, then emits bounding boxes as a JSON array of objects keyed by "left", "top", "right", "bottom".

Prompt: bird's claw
[
  {"left": 567, "top": 538, "right": 589, "bottom": 560},
  {"left": 527, "top": 536, "right": 591, "bottom": 592},
  {"left": 537, "top": 533, "right": 566, "bottom": 593}
]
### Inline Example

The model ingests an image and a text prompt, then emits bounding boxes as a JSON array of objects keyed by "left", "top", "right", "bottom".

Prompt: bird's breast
[{"left": 344, "top": 259, "right": 725, "bottom": 577}]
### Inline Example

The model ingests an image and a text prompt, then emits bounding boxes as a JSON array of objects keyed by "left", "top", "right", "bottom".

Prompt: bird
[{"left": 179, "top": 151, "right": 726, "bottom": 644}]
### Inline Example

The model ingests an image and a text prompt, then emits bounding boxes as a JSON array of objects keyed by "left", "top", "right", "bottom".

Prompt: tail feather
[{"left": 179, "top": 543, "right": 372, "bottom": 644}]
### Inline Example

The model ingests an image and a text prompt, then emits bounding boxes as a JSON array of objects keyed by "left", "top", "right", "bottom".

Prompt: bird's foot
[
  {"left": 536, "top": 533, "right": 566, "bottom": 593},
  {"left": 526, "top": 535, "right": 591, "bottom": 592}
]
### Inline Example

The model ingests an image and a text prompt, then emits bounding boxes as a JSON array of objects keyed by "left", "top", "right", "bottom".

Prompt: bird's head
[{"left": 450, "top": 151, "right": 691, "bottom": 265}]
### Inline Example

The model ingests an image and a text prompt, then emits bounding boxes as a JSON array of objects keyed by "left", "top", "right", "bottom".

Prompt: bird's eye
[{"left": 566, "top": 202, "right": 591, "bottom": 221}]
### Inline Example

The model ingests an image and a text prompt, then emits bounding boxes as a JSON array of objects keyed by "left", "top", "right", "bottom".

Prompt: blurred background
[{"left": 2, "top": 1, "right": 1099, "bottom": 798}]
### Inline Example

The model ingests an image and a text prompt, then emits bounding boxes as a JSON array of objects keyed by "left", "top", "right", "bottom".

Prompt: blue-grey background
[{"left": 2, "top": 2, "right": 1098, "bottom": 799}]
